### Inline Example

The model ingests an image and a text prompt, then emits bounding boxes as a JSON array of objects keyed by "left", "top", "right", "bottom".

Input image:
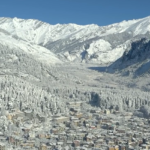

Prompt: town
[{"left": 0, "top": 100, "right": 149, "bottom": 150}]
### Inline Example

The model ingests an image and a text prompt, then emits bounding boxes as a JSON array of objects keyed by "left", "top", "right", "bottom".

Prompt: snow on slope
[
  {"left": 87, "top": 39, "right": 112, "bottom": 54},
  {"left": 0, "top": 16, "right": 150, "bottom": 45},
  {"left": 0, "top": 17, "right": 86, "bottom": 45},
  {"left": 108, "top": 38, "right": 150, "bottom": 76},
  {"left": 0, "top": 31, "right": 61, "bottom": 64},
  {"left": 0, "top": 16, "right": 150, "bottom": 64}
]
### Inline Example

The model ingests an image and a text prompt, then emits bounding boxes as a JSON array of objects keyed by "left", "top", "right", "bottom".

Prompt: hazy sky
[{"left": 0, "top": 0, "right": 150, "bottom": 26}]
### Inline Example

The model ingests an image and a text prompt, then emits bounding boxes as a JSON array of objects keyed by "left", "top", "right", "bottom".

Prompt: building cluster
[{"left": 0, "top": 101, "right": 149, "bottom": 150}]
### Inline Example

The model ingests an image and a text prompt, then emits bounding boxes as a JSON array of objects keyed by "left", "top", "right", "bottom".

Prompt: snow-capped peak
[
  {"left": 0, "top": 16, "right": 150, "bottom": 65},
  {"left": 0, "top": 16, "right": 150, "bottom": 45}
]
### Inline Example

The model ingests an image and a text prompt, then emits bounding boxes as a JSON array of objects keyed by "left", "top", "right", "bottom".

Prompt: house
[
  {"left": 24, "top": 109, "right": 33, "bottom": 119},
  {"left": 8, "top": 136, "right": 15, "bottom": 145},
  {"left": 51, "top": 128, "right": 59, "bottom": 134},
  {"left": 73, "top": 120, "right": 79, "bottom": 127},
  {"left": 107, "top": 146, "right": 116, "bottom": 150},
  {"left": 119, "top": 145, "right": 128, "bottom": 150},
  {"left": 0, "top": 142, "right": 5, "bottom": 150},
  {"left": 141, "top": 144, "right": 150, "bottom": 150},
  {"left": 21, "top": 142, "right": 34, "bottom": 149},
  {"left": 45, "top": 133, "right": 51, "bottom": 139},
  {"left": 104, "top": 109, "right": 110, "bottom": 115},
  {"left": 67, "top": 101, "right": 82, "bottom": 107},
  {"left": 54, "top": 116, "right": 69, "bottom": 123},
  {"left": 38, "top": 133, "right": 46, "bottom": 139},
  {"left": 57, "top": 141, "right": 64, "bottom": 146},
  {"left": 73, "top": 140, "right": 80, "bottom": 147},
  {"left": 75, "top": 113, "right": 83, "bottom": 118},
  {"left": 117, "top": 127, "right": 126, "bottom": 134},
  {"left": 6, "top": 113, "right": 13, "bottom": 120},
  {"left": 86, "top": 133, "right": 95, "bottom": 142},
  {"left": 39, "top": 143, "right": 47, "bottom": 150}
]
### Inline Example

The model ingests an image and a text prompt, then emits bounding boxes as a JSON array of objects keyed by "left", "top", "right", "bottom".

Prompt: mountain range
[{"left": 0, "top": 16, "right": 150, "bottom": 65}]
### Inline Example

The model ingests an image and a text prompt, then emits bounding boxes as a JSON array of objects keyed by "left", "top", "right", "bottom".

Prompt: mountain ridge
[{"left": 0, "top": 16, "right": 150, "bottom": 64}]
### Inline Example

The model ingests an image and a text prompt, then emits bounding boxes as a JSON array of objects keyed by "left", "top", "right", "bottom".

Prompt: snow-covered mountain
[
  {"left": 0, "top": 30, "right": 61, "bottom": 64},
  {"left": 0, "top": 16, "right": 150, "bottom": 64},
  {"left": 108, "top": 38, "right": 150, "bottom": 77}
]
